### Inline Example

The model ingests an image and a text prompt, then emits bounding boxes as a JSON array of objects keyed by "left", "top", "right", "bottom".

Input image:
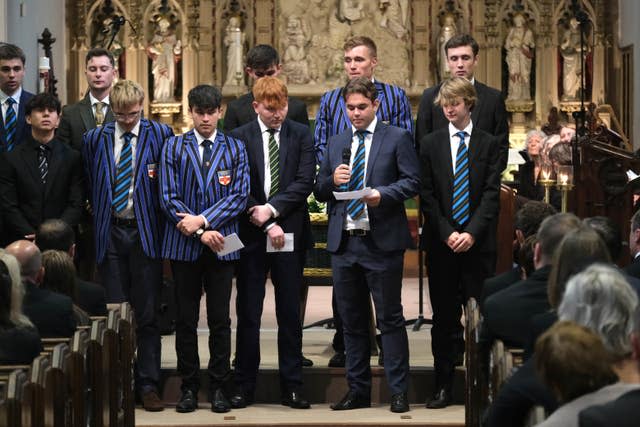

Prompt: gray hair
[
  {"left": 525, "top": 129, "right": 546, "bottom": 144},
  {"left": 0, "top": 250, "right": 33, "bottom": 328},
  {"left": 559, "top": 263, "right": 638, "bottom": 360}
]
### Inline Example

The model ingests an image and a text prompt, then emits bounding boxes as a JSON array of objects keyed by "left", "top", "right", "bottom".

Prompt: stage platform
[{"left": 139, "top": 278, "right": 465, "bottom": 426}]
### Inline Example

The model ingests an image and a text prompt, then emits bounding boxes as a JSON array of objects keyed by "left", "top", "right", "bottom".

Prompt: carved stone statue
[
  {"left": 505, "top": 13, "right": 535, "bottom": 101},
  {"left": 337, "top": 0, "right": 364, "bottom": 23},
  {"left": 223, "top": 17, "right": 245, "bottom": 87},
  {"left": 560, "top": 17, "right": 587, "bottom": 101},
  {"left": 282, "top": 15, "right": 311, "bottom": 84},
  {"left": 379, "top": 0, "right": 409, "bottom": 40},
  {"left": 146, "top": 17, "right": 181, "bottom": 102},
  {"left": 437, "top": 13, "right": 457, "bottom": 80}
]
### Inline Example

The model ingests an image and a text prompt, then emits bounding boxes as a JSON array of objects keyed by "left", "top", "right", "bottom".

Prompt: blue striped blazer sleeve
[
  {"left": 314, "top": 88, "right": 349, "bottom": 166},
  {"left": 159, "top": 135, "right": 195, "bottom": 225},
  {"left": 376, "top": 82, "right": 414, "bottom": 135}
]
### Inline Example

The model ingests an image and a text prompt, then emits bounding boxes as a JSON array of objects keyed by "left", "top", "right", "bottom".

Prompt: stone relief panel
[{"left": 277, "top": 0, "right": 412, "bottom": 88}]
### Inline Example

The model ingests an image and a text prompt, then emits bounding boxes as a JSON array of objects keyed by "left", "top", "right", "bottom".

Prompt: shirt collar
[
  {"left": 257, "top": 117, "right": 280, "bottom": 134},
  {"left": 1, "top": 87, "right": 22, "bottom": 103},
  {"left": 351, "top": 116, "right": 378, "bottom": 136},
  {"left": 194, "top": 129, "right": 217, "bottom": 145},
  {"left": 89, "top": 92, "right": 110, "bottom": 106},
  {"left": 116, "top": 121, "right": 141, "bottom": 139},
  {"left": 449, "top": 121, "right": 473, "bottom": 140}
]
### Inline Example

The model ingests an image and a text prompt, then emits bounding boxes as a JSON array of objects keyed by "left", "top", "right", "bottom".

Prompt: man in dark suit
[
  {"left": 625, "top": 210, "right": 640, "bottom": 280},
  {"left": 82, "top": 79, "right": 173, "bottom": 412},
  {"left": 416, "top": 34, "right": 508, "bottom": 171},
  {"left": 159, "top": 84, "right": 249, "bottom": 414},
  {"left": 420, "top": 77, "right": 501, "bottom": 408},
  {"left": 223, "top": 44, "right": 308, "bottom": 131},
  {"left": 0, "top": 93, "right": 83, "bottom": 243},
  {"left": 56, "top": 47, "right": 117, "bottom": 280},
  {"left": 0, "top": 43, "right": 34, "bottom": 153},
  {"left": 35, "top": 219, "right": 107, "bottom": 316},
  {"left": 229, "top": 77, "right": 314, "bottom": 409},
  {"left": 5, "top": 240, "right": 76, "bottom": 338},
  {"left": 315, "top": 35, "right": 413, "bottom": 368},
  {"left": 578, "top": 390, "right": 640, "bottom": 427},
  {"left": 315, "top": 77, "right": 420, "bottom": 413}
]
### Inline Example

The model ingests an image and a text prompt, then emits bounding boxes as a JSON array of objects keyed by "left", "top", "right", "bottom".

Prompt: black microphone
[{"left": 342, "top": 147, "right": 351, "bottom": 166}]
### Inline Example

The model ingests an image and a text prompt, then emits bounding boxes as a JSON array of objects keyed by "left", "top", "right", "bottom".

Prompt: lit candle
[{"left": 559, "top": 173, "right": 568, "bottom": 185}]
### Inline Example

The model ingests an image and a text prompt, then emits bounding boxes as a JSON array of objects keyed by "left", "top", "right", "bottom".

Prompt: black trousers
[{"left": 171, "top": 250, "right": 235, "bottom": 394}]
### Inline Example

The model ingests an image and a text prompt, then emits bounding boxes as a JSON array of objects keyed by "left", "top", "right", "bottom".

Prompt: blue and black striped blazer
[
  {"left": 314, "top": 80, "right": 413, "bottom": 164},
  {"left": 159, "top": 129, "right": 249, "bottom": 262},
  {"left": 82, "top": 119, "right": 173, "bottom": 263}
]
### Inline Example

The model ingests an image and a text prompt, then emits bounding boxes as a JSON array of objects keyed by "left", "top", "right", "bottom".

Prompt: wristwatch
[{"left": 193, "top": 228, "right": 204, "bottom": 239}]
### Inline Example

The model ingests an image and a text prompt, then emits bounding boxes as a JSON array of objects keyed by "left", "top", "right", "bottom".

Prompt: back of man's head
[
  {"left": 536, "top": 213, "right": 582, "bottom": 265},
  {"left": 515, "top": 201, "right": 557, "bottom": 238},
  {"left": 5, "top": 240, "right": 42, "bottom": 281},
  {"left": 583, "top": 216, "right": 622, "bottom": 261},
  {"left": 35, "top": 219, "right": 75, "bottom": 253}
]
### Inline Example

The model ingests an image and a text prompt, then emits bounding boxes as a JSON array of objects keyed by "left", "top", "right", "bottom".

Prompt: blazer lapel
[
  {"left": 44, "top": 141, "right": 62, "bottom": 196},
  {"left": 277, "top": 121, "right": 290, "bottom": 177},
  {"left": 134, "top": 120, "right": 151, "bottom": 186},
  {"left": 20, "top": 143, "right": 41, "bottom": 185},
  {"left": 79, "top": 96, "right": 96, "bottom": 131},
  {"left": 249, "top": 121, "right": 265, "bottom": 189},
  {"left": 206, "top": 132, "right": 229, "bottom": 185},
  {"left": 471, "top": 82, "right": 484, "bottom": 126},
  {"left": 365, "top": 122, "right": 384, "bottom": 184},
  {"left": 100, "top": 124, "right": 116, "bottom": 185},
  {"left": 183, "top": 131, "right": 206, "bottom": 191}
]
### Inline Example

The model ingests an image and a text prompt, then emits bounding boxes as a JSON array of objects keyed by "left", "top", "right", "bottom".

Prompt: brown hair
[
  {"left": 343, "top": 36, "right": 377, "bottom": 58},
  {"left": 535, "top": 321, "right": 616, "bottom": 403},
  {"left": 252, "top": 76, "right": 288, "bottom": 109},
  {"left": 342, "top": 77, "right": 377, "bottom": 103},
  {"left": 41, "top": 250, "right": 77, "bottom": 301}
]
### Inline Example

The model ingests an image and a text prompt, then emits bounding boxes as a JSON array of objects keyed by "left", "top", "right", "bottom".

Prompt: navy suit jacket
[
  {"left": 314, "top": 122, "right": 420, "bottom": 253},
  {"left": 223, "top": 92, "right": 309, "bottom": 131},
  {"left": 416, "top": 81, "right": 508, "bottom": 171},
  {"left": 314, "top": 81, "right": 413, "bottom": 165},
  {"left": 82, "top": 119, "right": 173, "bottom": 263},
  {"left": 420, "top": 126, "right": 501, "bottom": 253},
  {"left": 0, "top": 136, "right": 84, "bottom": 241},
  {"left": 578, "top": 389, "right": 640, "bottom": 427},
  {"left": 23, "top": 281, "right": 76, "bottom": 338},
  {"left": 230, "top": 119, "right": 315, "bottom": 250},
  {"left": 159, "top": 129, "right": 249, "bottom": 261},
  {"left": 0, "top": 90, "right": 34, "bottom": 151},
  {"left": 57, "top": 93, "right": 115, "bottom": 152}
]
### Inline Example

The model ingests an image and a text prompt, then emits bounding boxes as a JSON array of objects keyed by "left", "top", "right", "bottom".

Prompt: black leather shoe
[
  {"left": 390, "top": 392, "right": 409, "bottom": 413},
  {"left": 328, "top": 352, "right": 346, "bottom": 368},
  {"left": 281, "top": 391, "right": 311, "bottom": 409},
  {"left": 302, "top": 354, "right": 314, "bottom": 367},
  {"left": 330, "top": 390, "right": 371, "bottom": 410},
  {"left": 229, "top": 392, "right": 247, "bottom": 409},
  {"left": 426, "top": 388, "right": 452, "bottom": 409},
  {"left": 211, "top": 388, "right": 231, "bottom": 413},
  {"left": 176, "top": 389, "right": 198, "bottom": 413}
]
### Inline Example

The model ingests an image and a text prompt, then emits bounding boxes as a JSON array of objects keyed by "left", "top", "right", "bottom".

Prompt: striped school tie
[
  {"left": 267, "top": 129, "right": 279, "bottom": 197},
  {"left": 452, "top": 131, "right": 470, "bottom": 226},
  {"left": 346, "top": 130, "right": 367, "bottom": 219},
  {"left": 38, "top": 145, "right": 49, "bottom": 184},
  {"left": 4, "top": 97, "right": 17, "bottom": 152},
  {"left": 112, "top": 132, "right": 134, "bottom": 213}
]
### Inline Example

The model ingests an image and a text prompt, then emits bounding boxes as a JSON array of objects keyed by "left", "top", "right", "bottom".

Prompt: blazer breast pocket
[{"left": 146, "top": 163, "right": 158, "bottom": 180}]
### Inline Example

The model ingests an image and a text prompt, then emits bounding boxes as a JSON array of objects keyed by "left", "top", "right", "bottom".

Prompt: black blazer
[
  {"left": 56, "top": 93, "right": 115, "bottom": 152},
  {"left": 76, "top": 279, "right": 108, "bottom": 316},
  {"left": 578, "top": 389, "right": 640, "bottom": 427},
  {"left": 416, "top": 81, "right": 509, "bottom": 171},
  {"left": 23, "top": 281, "right": 77, "bottom": 338},
  {"left": 230, "top": 118, "right": 315, "bottom": 251},
  {"left": 420, "top": 127, "right": 501, "bottom": 253},
  {"left": 223, "top": 92, "right": 309, "bottom": 131},
  {"left": 0, "top": 136, "right": 84, "bottom": 241}
]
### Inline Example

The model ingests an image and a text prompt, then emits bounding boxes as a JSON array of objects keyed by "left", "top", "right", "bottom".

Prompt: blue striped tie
[
  {"left": 452, "top": 131, "right": 470, "bottom": 226},
  {"left": 346, "top": 130, "right": 367, "bottom": 219},
  {"left": 113, "top": 132, "right": 134, "bottom": 213},
  {"left": 4, "top": 97, "right": 17, "bottom": 152}
]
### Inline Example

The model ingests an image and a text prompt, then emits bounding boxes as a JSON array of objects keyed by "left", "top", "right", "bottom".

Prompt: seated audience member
[
  {"left": 517, "top": 130, "right": 547, "bottom": 201},
  {"left": 35, "top": 219, "right": 107, "bottom": 316},
  {"left": 578, "top": 311, "right": 640, "bottom": 427},
  {"left": 484, "top": 228, "right": 612, "bottom": 427},
  {"left": 41, "top": 250, "right": 91, "bottom": 326},
  {"left": 535, "top": 264, "right": 640, "bottom": 427},
  {"left": 5, "top": 240, "right": 76, "bottom": 338},
  {"left": 625, "top": 210, "right": 640, "bottom": 280},
  {"left": 481, "top": 201, "right": 556, "bottom": 305},
  {"left": 518, "top": 235, "right": 537, "bottom": 279},
  {"left": 481, "top": 213, "right": 581, "bottom": 348},
  {"left": 0, "top": 251, "right": 41, "bottom": 364},
  {"left": 559, "top": 124, "right": 576, "bottom": 143}
]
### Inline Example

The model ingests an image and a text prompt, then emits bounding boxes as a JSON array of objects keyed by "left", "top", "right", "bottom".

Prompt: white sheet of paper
[
  {"left": 627, "top": 169, "right": 639, "bottom": 182},
  {"left": 266, "top": 233, "right": 294, "bottom": 253},
  {"left": 217, "top": 233, "right": 244, "bottom": 256},
  {"left": 333, "top": 187, "right": 373, "bottom": 200}
]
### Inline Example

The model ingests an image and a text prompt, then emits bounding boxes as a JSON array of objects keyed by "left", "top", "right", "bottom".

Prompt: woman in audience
[
  {"left": 0, "top": 251, "right": 41, "bottom": 364},
  {"left": 41, "top": 250, "right": 91, "bottom": 326},
  {"left": 534, "top": 264, "right": 640, "bottom": 427},
  {"left": 518, "top": 129, "right": 546, "bottom": 200}
]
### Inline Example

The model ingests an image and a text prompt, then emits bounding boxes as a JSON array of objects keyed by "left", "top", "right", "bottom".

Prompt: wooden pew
[
  {"left": 23, "top": 354, "right": 51, "bottom": 427},
  {"left": 0, "top": 369, "right": 29, "bottom": 427},
  {"left": 44, "top": 344, "right": 71, "bottom": 427},
  {"left": 118, "top": 302, "right": 135, "bottom": 427},
  {"left": 87, "top": 318, "right": 107, "bottom": 427},
  {"left": 465, "top": 297, "right": 485, "bottom": 427},
  {"left": 69, "top": 329, "right": 90, "bottom": 427}
]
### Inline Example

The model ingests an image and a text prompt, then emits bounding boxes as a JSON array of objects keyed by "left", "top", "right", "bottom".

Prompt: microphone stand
[{"left": 570, "top": 0, "right": 590, "bottom": 172}]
